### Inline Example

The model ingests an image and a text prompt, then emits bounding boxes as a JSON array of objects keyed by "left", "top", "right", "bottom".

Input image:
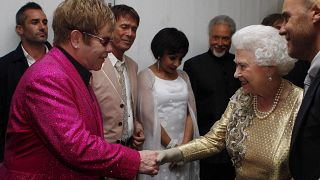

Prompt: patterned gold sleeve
[{"left": 177, "top": 100, "right": 234, "bottom": 162}]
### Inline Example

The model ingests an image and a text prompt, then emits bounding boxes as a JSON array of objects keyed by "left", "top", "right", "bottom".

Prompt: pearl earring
[{"left": 267, "top": 72, "right": 273, "bottom": 81}]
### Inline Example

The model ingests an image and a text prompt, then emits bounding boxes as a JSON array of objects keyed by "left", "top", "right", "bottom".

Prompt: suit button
[
  {"left": 120, "top": 104, "right": 125, "bottom": 108},
  {"left": 116, "top": 140, "right": 121, "bottom": 144},
  {"left": 118, "top": 122, "right": 123, "bottom": 126}
]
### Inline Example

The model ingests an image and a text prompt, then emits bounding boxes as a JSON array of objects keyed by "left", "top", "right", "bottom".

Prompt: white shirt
[
  {"left": 304, "top": 51, "right": 320, "bottom": 95},
  {"left": 308, "top": 51, "right": 320, "bottom": 79},
  {"left": 109, "top": 53, "right": 133, "bottom": 137},
  {"left": 21, "top": 44, "right": 49, "bottom": 67}
]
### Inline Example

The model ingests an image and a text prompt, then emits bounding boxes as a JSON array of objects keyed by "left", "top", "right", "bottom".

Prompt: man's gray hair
[{"left": 208, "top": 15, "right": 236, "bottom": 35}]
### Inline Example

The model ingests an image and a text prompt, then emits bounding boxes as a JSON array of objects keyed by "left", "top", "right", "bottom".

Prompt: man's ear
[
  {"left": 15, "top": 25, "right": 23, "bottom": 36},
  {"left": 70, "top": 30, "right": 82, "bottom": 49},
  {"left": 311, "top": 3, "right": 320, "bottom": 23}
]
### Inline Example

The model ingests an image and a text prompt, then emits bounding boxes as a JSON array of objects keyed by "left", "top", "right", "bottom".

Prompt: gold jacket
[{"left": 178, "top": 81, "right": 303, "bottom": 180}]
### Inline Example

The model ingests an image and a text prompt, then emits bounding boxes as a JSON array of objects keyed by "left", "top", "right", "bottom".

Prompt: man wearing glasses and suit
[{"left": 0, "top": 0, "right": 158, "bottom": 178}]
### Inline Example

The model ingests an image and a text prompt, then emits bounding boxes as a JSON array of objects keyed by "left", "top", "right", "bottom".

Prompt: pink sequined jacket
[{"left": 0, "top": 47, "right": 140, "bottom": 180}]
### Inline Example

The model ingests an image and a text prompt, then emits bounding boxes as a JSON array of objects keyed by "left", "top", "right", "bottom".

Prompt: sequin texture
[
  {"left": 178, "top": 80, "right": 303, "bottom": 179},
  {"left": 0, "top": 48, "right": 140, "bottom": 179}
]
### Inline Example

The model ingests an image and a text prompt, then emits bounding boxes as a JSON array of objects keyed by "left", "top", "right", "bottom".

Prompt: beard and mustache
[{"left": 211, "top": 45, "right": 229, "bottom": 57}]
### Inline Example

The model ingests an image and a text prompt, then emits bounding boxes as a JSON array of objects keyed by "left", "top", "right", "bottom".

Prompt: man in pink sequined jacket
[{"left": 0, "top": 0, "right": 158, "bottom": 179}]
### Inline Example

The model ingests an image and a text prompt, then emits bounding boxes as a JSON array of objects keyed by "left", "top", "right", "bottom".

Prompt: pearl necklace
[{"left": 253, "top": 80, "right": 284, "bottom": 119}]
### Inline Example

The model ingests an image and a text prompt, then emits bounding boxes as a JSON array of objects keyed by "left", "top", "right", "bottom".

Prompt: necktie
[
  {"left": 304, "top": 73, "right": 312, "bottom": 96},
  {"left": 115, "top": 61, "right": 129, "bottom": 141}
]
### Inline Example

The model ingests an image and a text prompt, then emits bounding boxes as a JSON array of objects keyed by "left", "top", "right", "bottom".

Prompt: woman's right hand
[{"left": 156, "top": 148, "right": 183, "bottom": 165}]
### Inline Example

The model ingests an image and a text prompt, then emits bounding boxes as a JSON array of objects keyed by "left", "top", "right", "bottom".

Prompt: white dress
[
  {"left": 137, "top": 68, "right": 199, "bottom": 180},
  {"left": 154, "top": 76, "right": 199, "bottom": 180}
]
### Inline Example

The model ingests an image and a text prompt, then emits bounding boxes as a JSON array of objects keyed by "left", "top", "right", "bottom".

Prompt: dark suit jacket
[
  {"left": 0, "top": 42, "right": 51, "bottom": 162},
  {"left": 183, "top": 50, "right": 240, "bottom": 164},
  {"left": 290, "top": 67, "right": 320, "bottom": 180}
]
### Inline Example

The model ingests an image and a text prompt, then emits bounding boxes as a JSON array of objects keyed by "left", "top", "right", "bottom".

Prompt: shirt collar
[
  {"left": 57, "top": 46, "right": 92, "bottom": 87},
  {"left": 308, "top": 51, "right": 320, "bottom": 78},
  {"left": 108, "top": 52, "right": 126, "bottom": 67},
  {"left": 21, "top": 44, "right": 49, "bottom": 66}
]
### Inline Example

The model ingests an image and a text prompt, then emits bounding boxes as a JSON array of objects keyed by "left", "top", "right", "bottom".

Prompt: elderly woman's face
[{"left": 234, "top": 49, "right": 269, "bottom": 94}]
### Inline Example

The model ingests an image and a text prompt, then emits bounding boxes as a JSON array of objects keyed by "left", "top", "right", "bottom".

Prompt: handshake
[{"left": 138, "top": 148, "right": 183, "bottom": 175}]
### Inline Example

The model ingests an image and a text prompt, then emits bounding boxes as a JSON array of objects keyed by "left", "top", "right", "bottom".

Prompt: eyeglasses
[{"left": 82, "top": 32, "right": 112, "bottom": 46}]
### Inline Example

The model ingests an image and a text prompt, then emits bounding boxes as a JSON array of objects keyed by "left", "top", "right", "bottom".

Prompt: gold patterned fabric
[{"left": 178, "top": 81, "right": 303, "bottom": 180}]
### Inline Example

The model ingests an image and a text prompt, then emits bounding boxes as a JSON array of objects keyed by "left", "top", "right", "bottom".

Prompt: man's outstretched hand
[{"left": 138, "top": 150, "right": 159, "bottom": 175}]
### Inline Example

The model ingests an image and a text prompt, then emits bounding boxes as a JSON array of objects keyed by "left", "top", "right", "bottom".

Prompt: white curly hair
[{"left": 232, "top": 25, "right": 297, "bottom": 76}]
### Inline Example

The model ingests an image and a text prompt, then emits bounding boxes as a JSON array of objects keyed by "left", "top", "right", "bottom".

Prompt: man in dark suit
[
  {"left": 0, "top": 2, "right": 51, "bottom": 162},
  {"left": 280, "top": 0, "right": 320, "bottom": 179},
  {"left": 183, "top": 15, "right": 240, "bottom": 180}
]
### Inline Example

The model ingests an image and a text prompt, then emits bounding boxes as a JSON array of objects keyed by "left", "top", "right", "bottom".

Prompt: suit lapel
[
  {"left": 102, "top": 58, "right": 122, "bottom": 96},
  {"left": 8, "top": 45, "right": 29, "bottom": 96},
  {"left": 50, "top": 48, "right": 97, "bottom": 120},
  {"left": 291, "top": 71, "right": 320, "bottom": 146},
  {"left": 125, "top": 58, "right": 136, "bottom": 114},
  {"left": 13, "top": 43, "right": 29, "bottom": 69}
]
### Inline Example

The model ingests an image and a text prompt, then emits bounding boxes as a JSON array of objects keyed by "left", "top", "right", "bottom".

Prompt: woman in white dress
[{"left": 138, "top": 28, "right": 200, "bottom": 180}]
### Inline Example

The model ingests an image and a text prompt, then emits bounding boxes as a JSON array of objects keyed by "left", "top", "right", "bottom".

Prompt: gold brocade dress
[{"left": 178, "top": 81, "right": 303, "bottom": 180}]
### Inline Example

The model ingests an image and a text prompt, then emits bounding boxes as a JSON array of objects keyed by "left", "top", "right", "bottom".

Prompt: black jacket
[
  {"left": 0, "top": 42, "right": 51, "bottom": 162},
  {"left": 183, "top": 50, "right": 240, "bottom": 164},
  {"left": 290, "top": 68, "right": 320, "bottom": 180}
]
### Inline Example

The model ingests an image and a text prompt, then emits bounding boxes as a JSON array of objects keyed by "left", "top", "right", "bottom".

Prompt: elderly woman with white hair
[{"left": 156, "top": 25, "right": 303, "bottom": 179}]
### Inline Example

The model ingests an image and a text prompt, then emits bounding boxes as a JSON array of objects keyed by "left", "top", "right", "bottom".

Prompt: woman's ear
[{"left": 265, "top": 66, "right": 277, "bottom": 81}]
